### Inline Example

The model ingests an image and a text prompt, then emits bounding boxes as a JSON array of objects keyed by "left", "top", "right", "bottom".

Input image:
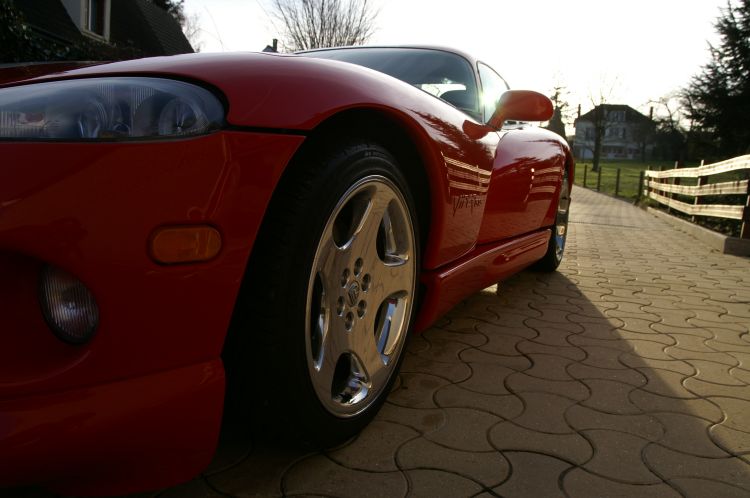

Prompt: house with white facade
[{"left": 573, "top": 104, "right": 655, "bottom": 161}]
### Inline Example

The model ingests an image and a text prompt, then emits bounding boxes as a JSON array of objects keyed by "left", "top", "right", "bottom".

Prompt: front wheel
[{"left": 225, "top": 141, "right": 419, "bottom": 446}]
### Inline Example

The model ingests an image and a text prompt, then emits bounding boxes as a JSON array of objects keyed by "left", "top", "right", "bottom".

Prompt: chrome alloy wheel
[{"left": 305, "top": 175, "right": 416, "bottom": 418}]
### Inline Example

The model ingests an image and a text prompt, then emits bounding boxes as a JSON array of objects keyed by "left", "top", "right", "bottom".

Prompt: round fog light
[{"left": 39, "top": 265, "right": 99, "bottom": 344}]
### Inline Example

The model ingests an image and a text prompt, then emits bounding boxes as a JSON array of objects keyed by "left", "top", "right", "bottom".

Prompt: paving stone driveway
[{"left": 6, "top": 187, "right": 750, "bottom": 498}]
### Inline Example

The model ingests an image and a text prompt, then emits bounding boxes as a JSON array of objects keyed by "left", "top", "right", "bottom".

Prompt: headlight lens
[{"left": 0, "top": 77, "right": 224, "bottom": 140}]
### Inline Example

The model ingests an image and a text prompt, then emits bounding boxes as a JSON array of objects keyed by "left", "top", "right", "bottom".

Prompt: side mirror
[{"left": 488, "top": 90, "right": 553, "bottom": 129}]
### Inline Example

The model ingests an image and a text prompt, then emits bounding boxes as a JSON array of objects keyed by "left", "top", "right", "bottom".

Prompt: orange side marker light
[{"left": 150, "top": 225, "right": 222, "bottom": 264}]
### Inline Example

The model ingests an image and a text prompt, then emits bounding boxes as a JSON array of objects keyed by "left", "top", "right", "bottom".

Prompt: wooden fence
[{"left": 643, "top": 154, "right": 750, "bottom": 239}]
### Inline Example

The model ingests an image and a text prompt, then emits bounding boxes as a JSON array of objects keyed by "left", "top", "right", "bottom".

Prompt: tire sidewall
[{"left": 261, "top": 142, "right": 419, "bottom": 444}]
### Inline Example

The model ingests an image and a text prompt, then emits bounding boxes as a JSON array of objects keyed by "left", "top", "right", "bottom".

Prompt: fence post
[
  {"left": 596, "top": 164, "right": 602, "bottom": 192},
  {"left": 637, "top": 170, "right": 645, "bottom": 203},
  {"left": 615, "top": 168, "right": 621, "bottom": 197},
  {"left": 667, "top": 161, "right": 678, "bottom": 214},
  {"left": 692, "top": 159, "right": 706, "bottom": 223},
  {"left": 583, "top": 165, "right": 588, "bottom": 188},
  {"left": 742, "top": 177, "right": 750, "bottom": 239}
]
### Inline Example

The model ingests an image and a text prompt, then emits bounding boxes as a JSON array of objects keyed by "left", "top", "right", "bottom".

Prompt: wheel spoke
[
  {"left": 311, "top": 310, "right": 350, "bottom": 399},
  {"left": 349, "top": 183, "right": 396, "bottom": 258},
  {"left": 367, "top": 257, "right": 414, "bottom": 312}
]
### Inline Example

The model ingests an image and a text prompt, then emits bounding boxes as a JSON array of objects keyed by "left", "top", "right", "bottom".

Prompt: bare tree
[
  {"left": 584, "top": 80, "right": 618, "bottom": 172},
  {"left": 649, "top": 93, "right": 692, "bottom": 163},
  {"left": 545, "top": 84, "right": 571, "bottom": 139},
  {"left": 182, "top": 12, "right": 203, "bottom": 52},
  {"left": 271, "top": 0, "right": 377, "bottom": 51}
]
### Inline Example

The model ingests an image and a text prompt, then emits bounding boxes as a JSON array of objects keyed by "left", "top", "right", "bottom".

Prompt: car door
[{"left": 475, "top": 62, "right": 563, "bottom": 244}]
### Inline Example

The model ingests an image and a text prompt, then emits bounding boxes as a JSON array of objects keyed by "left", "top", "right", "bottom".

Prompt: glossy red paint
[
  {"left": 1, "top": 50, "right": 572, "bottom": 495},
  {"left": 0, "top": 131, "right": 303, "bottom": 398},
  {"left": 0, "top": 360, "right": 224, "bottom": 495},
  {"left": 13, "top": 52, "right": 496, "bottom": 269},
  {"left": 478, "top": 128, "right": 568, "bottom": 244},
  {"left": 1, "top": 130, "right": 303, "bottom": 494}
]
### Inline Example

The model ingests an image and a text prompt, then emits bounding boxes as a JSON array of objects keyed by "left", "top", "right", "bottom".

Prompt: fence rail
[{"left": 643, "top": 154, "right": 750, "bottom": 238}]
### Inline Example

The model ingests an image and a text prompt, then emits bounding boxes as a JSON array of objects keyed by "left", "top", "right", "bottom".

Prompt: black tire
[
  {"left": 224, "top": 140, "right": 420, "bottom": 447},
  {"left": 533, "top": 167, "right": 570, "bottom": 272}
]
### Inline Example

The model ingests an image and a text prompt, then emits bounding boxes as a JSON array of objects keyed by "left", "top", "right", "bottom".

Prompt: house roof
[
  {"left": 576, "top": 104, "right": 652, "bottom": 125},
  {"left": 11, "top": 0, "right": 85, "bottom": 45},
  {"left": 110, "top": 0, "right": 193, "bottom": 56}
]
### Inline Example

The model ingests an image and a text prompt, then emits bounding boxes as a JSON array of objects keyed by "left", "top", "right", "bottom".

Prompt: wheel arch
[
  {"left": 221, "top": 111, "right": 431, "bottom": 442},
  {"left": 291, "top": 106, "right": 436, "bottom": 253}
]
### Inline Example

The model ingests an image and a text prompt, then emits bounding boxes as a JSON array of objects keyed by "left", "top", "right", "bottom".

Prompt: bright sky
[{"left": 185, "top": 0, "right": 725, "bottom": 117}]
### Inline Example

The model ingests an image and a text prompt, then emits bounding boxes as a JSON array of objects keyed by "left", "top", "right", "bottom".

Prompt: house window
[{"left": 86, "top": 0, "right": 106, "bottom": 36}]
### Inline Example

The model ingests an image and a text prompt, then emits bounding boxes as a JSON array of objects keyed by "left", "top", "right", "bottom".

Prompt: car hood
[{"left": 0, "top": 52, "right": 446, "bottom": 131}]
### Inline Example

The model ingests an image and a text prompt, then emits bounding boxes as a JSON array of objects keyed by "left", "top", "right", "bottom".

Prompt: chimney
[
  {"left": 649, "top": 106, "right": 653, "bottom": 119},
  {"left": 272, "top": 38, "right": 278, "bottom": 52}
]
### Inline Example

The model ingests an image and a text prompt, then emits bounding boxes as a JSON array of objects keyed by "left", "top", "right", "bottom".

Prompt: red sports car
[{"left": 0, "top": 46, "right": 572, "bottom": 495}]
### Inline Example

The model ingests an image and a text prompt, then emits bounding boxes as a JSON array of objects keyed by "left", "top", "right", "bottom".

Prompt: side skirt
[{"left": 414, "top": 229, "right": 550, "bottom": 331}]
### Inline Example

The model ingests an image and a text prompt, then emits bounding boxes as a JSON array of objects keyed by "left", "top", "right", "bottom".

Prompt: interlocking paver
[
  {"left": 730, "top": 366, "right": 750, "bottom": 385},
  {"left": 710, "top": 423, "right": 750, "bottom": 455},
  {"left": 669, "top": 477, "right": 750, "bottom": 498},
  {"left": 400, "top": 352, "right": 472, "bottom": 382},
  {"left": 7, "top": 187, "right": 750, "bottom": 498},
  {"left": 580, "top": 379, "right": 642, "bottom": 414},
  {"left": 566, "top": 405, "right": 663, "bottom": 440},
  {"left": 460, "top": 347, "right": 532, "bottom": 372},
  {"left": 505, "top": 370, "right": 589, "bottom": 401},
  {"left": 562, "top": 468, "right": 682, "bottom": 498},
  {"left": 689, "top": 359, "right": 746, "bottom": 385},
  {"left": 326, "top": 421, "right": 418, "bottom": 472},
  {"left": 488, "top": 421, "right": 593, "bottom": 464},
  {"left": 388, "top": 373, "right": 451, "bottom": 408},
  {"left": 403, "top": 469, "right": 483, "bottom": 497},
  {"left": 582, "top": 430, "right": 663, "bottom": 484},
  {"left": 666, "top": 345, "right": 739, "bottom": 366},
  {"left": 397, "top": 438, "right": 509, "bottom": 487},
  {"left": 567, "top": 361, "right": 648, "bottom": 386},
  {"left": 517, "top": 340, "right": 586, "bottom": 361},
  {"left": 510, "top": 391, "right": 579, "bottom": 434},
  {"left": 629, "top": 339, "right": 674, "bottom": 360},
  {"left": 491, "top": 452, "right": 571, "bottom": 498},
  {"left": 653, "top": 412, "right": 732, "bottom": 457},
  {"left": 620, "top": 352, "right": 695, "bottom": 375},
  {"left": 644, "top": 444, "right": 750, "bottom": 492},
  {"left": 378, "top": 403, "right": 446, "bottom": 434},
  {"left": 282, "top": 455, "right": 408, "bottom": 497},
  {"left": 629, "top": 388, "right": 725, "bottom": 422},
  {"left": 423, "top": 407, "right": 500, "bottom": 451},
  {"left": 434, "top": 385, "right": 524, "bottom": 420},
  {"left": 455, "top": 362, "right": 514, "bottom": 395},
  {"left": 685, "top": 376, "right": 750, "bottom": 399}
]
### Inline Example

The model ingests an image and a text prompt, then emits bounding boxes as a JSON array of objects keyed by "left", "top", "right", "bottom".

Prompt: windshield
[{"left": 300, "top": 47, "right": 480, "bottom": 119}]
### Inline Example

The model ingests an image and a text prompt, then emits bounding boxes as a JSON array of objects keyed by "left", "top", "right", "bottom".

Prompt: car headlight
[{"left": 0, "top": 77, "right": 224, "bottom": 140}]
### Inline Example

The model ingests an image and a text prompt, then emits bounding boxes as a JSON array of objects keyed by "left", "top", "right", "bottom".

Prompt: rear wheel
[
  {"left": 533, "top": 168, "right": 570, "bottom": 272},
  {"left": 225, "top": 141, "right": 419, "bottom": 445}
]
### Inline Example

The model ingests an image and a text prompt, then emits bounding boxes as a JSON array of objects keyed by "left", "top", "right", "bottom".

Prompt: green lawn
[{"left": 572, "top": 159, "right": 704, "bottom": 201}]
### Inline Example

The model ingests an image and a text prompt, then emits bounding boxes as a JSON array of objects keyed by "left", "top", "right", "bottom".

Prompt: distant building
[
  {"left": 573, "top": 104, "right": 655, "bottom": 160},
  {"left": 263, "top": 39, "right": 279, "bottom": 53},
  {"left": 10, "top": 0, "right": 192, "bottom": 58}
]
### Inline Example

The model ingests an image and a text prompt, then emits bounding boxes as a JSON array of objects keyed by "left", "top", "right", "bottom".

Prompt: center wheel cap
[{"left": 347, "top": 281, "right": 361, "bottom": 306}]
